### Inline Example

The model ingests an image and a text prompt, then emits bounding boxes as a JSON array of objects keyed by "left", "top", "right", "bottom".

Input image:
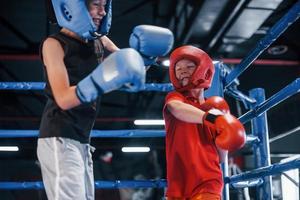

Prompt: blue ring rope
[
  {"left": 1, "top": 157, "right": 299, "bottom": 190},
  {"left": 225, "top": 157, "right": 300, "bottom": 184},
  {"left": 0, "top": 129, "right": 165, "bottom": 138},
  {"left": 0, "top": 130, "right": 257, "bottom": 146},
  {"left": 0, "top": 180, "right": 167, "bottom": 190},
  {"left": 0, "top": 82, "right": 173, "bottom": 92}
]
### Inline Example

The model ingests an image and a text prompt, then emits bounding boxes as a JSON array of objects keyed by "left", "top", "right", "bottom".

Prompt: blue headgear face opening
[
  {"left": 50, "top": 0, "right": 112, "bottom": 40},
  {"left": 96, "top": 0, "right": 112, "bottom": 37}
]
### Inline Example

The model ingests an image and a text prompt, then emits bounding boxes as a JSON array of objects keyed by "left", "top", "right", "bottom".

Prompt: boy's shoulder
[{"left": 165, "top": 91, "right": 185, "bottom": 102}]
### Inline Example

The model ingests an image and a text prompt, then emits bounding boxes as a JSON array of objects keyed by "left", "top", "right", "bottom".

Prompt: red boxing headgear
[{"left": 169, "top": 45, "right": 215, "bottom": 92}]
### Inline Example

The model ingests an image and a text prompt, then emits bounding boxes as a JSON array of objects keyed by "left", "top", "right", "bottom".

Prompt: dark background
[{"left": 0, "top": 0, "right": 300, "bottom": 199}]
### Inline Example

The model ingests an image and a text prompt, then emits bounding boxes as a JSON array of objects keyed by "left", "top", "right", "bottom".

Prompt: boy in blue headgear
[
  {"left": 38, "top": 0, "right": 174, "bottom": 199},
  {"left": 37, "top": 1, "right": 146, "bottom": 199}
]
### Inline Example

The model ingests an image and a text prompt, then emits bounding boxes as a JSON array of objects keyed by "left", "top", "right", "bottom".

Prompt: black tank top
[{"left": 39, "top": 32, "right": 104, "bottom": 143}]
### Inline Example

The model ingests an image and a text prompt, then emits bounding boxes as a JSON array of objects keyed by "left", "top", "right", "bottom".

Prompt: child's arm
[
  {"left": 168, "top": 97, "right": 246, "bottom": 152},
  {"left": 100, "top": 36, "right": 120, "bottom": 52},
  {"left": 166, "top": 100, "right": 206, "bottom": 124},
  {"left": 216, "top": 146, "right": 228, "bottom": 163}
]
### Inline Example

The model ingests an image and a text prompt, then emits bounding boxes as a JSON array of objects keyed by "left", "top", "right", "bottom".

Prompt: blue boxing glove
[
  {"left": 129, "top": 25, "right": 174, "bottom": 66},
  {"left": 76, "top": 48, "right": 145, "bottom": 103}
]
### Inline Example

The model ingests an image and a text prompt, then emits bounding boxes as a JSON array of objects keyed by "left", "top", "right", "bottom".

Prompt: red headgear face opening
[{"left": 169, "top": 45, "right": 215, "bottom": 92}]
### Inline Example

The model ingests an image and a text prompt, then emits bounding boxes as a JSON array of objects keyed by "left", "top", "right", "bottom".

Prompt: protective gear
[
  {"left": 50, "top": 0, "right": 112, "bottom": 40},
  {"left": 203, "top": 111, "right": 246, "bottom": 152},
  {"left": 169, "top": 45, "right": 214, "bottom": 92},
  {"left": 129, "top": 25, "right": 174, "bottom": 66},
  {"left": 201, "top": 96, "right": 230, "bottom": 114},
  {"left": 76, "top": 48, "right": 145, "bottom": 103}
]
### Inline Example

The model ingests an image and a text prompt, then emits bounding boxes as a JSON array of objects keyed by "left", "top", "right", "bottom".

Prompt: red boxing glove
[
  {"left": 203, "top": 111, "right": 246, "bottom": 152},
  {"left": 201, "top": 96, "right": 230, "bottom": 114}
]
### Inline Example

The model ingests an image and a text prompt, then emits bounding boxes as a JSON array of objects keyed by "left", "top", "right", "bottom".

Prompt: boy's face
[
  {"left": 175, "top": 59, "right": 197, "bottom": 87},
  {"left": 88, "top": 0, "right": 107, "bottom": 28}
]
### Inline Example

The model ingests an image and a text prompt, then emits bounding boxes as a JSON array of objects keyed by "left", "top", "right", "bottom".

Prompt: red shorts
[{"left": 167, "top": 192, "right": 221, "bottom": 200}]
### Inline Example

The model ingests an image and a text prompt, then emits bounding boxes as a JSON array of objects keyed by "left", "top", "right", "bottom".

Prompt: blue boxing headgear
[{"left": 50, "top": 0, "right": 112, "bottom": 40}]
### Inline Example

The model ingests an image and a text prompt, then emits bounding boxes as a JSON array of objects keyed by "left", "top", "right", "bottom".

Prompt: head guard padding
[
  {"left": 50, "top": 0, "right": 112, "bottom": 40},
  {"left": 169, "top": 45, "right": 215, "bottom": 92}
]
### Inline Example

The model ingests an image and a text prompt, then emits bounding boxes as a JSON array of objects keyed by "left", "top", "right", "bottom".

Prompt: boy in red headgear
[{"left": 163, "top": 45, "right": 246, "bottom": 200}]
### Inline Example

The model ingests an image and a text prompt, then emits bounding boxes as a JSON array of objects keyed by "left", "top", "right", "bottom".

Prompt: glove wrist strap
[{"left": 205, "top": 113, "right": 218, "bottom": 123}]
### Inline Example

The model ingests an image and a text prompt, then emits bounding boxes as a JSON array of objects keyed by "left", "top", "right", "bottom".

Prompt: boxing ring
[{"left": 1, "top": 1, "right": 300, "bottom": 199}]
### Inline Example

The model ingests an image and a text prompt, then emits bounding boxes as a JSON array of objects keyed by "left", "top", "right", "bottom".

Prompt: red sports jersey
[{"left": 163, "top": 91, "right": 223, "bottom": 198}]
